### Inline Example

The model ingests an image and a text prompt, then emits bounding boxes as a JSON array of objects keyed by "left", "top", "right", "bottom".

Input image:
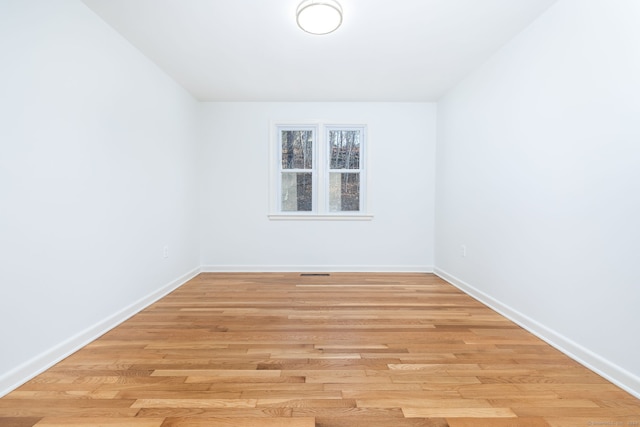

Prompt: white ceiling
[{"left": 81, "top": 0, "right": 557, "bottom": 102}]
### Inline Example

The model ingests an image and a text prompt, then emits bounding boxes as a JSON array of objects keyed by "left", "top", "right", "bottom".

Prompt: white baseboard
[
  {"left": 10, "top": 266, "right": 636, "bottom": 400},
  {"left": 201, "top": 265, "right": 434, "bottom": 273},
  {"left": 0, "top": 266, "right": 201, "bottom": 398},
  {"left": 434, "top": 267, "right": 640, "bottom": 399}
]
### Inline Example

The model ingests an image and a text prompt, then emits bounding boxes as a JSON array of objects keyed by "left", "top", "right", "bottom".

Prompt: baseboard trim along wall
[
  {"left": 434, "top": 268, "right": 640, "bottom": 400},
  {"left": 5, "top": 266, "right": 637, "bottom": 399},
  {"left": 201, "top": 265, "right": 434, "bottom": 273},
  {"left": 0, "top": 267, "right": 201, "bottom": 398}
]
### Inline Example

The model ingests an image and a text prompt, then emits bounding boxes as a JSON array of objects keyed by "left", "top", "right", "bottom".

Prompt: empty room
[{"left": 1, "top": 0, "right": 639, "bottom": 426}]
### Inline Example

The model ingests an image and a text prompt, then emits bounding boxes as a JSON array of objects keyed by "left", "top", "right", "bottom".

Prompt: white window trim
[{"left": 268, "top": 121, "right": 373, "bottom": 221}]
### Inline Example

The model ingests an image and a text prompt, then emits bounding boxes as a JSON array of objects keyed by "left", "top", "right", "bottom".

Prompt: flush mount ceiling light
[{"left": 296, "top": 0, "right": 343, "bottom": 35}]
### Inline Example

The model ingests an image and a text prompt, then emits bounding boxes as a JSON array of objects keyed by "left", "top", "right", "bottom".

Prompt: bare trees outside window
[
  {"left": 329, "top": 129, "right": 361, "bottom": 212},
  {"left": 281, "top": 130, "right": 313, "bottom": 211},
  {"left": 272, "top": 124, "right": 366, "bottom": 217}
]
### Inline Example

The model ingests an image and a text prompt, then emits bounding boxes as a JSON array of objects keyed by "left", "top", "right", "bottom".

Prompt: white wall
[
  {"left": 0, "top": 0, "right": 200, "bottom": 395},
  {"left": 435, "top": 0, "right": 640, "bottom": 396},
  {"left": 200, "top": 102, "right": 436, "bottom": 272}
]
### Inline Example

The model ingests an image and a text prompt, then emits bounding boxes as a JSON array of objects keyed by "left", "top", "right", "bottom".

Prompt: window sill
[{"left": 268, "top": 214, "right": 374, "bottom": 221}]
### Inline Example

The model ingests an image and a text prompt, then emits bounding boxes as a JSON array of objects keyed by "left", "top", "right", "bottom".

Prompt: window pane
[
  {"left": 281, "top": 130, "right": 313, "bottom": 169},
  {"left": 281, "top": 173, "right": 313, "bottom": 211},
  {"left": 329, "top": 172, "right": 360, "bottom": 211},
  {"left": 329, "top": 130, "right": 360, "bottom": 169}
]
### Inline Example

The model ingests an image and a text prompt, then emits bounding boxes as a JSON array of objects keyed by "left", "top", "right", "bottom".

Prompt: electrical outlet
[
  {"left": 461, "top": 244, "right": 467, "bottom": 257},
  {"left": 163, "top": 245, "right": 169, "bottom": 258}
]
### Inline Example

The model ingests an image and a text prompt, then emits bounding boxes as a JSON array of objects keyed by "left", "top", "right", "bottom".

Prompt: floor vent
[{"left": 300, "top": 273, "right": 330, "bottom": 276}]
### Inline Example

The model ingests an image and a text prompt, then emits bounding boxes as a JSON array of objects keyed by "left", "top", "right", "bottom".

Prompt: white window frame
[{"left": 269, "top": 121, "right": 373, "bottom": 221}]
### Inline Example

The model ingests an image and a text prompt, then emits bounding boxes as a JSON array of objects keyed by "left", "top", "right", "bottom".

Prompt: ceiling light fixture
[{"left": 296, "top": 0, "right": 343, "bottom": 35}]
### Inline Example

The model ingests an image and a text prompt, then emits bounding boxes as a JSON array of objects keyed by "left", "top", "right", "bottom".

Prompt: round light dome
[{"left": 296, "top": 0, "right": 343, "bottom": 35}]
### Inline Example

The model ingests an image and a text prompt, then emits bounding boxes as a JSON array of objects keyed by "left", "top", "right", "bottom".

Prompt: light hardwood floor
[{"left": 1, "top": 273, "right": 639, "bottom": 427}]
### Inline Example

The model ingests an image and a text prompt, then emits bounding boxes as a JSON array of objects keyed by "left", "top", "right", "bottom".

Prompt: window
[
  {"left": 280, "top": 127, "right": 314, "bottom": 212},
  {"left": 328, "top": 127, "right": 362, "bottom": 212},
  {"left": 270, "top": 123, "right": 371, "bottom": 220}
]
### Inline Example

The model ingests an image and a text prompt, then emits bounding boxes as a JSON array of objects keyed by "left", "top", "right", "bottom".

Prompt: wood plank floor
[{"left": 2, "top": 273, "right": 639, "bottom": 427}]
